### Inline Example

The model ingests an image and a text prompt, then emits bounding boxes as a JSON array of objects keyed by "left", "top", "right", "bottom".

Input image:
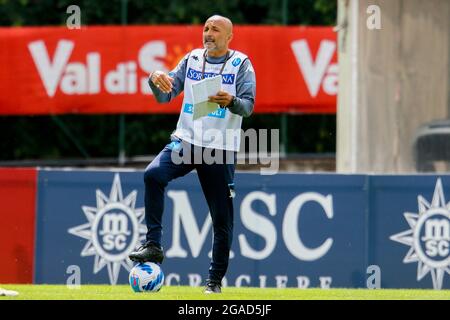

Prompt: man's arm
[
  {"left": 208, "top": 59, "right": 256, "bottom": 117},
  {"left": 227, "top": 59, "right": 256, "bottom": 117},
  {"left": 148, "top": 54, "right": 188, "bottom": 103}
]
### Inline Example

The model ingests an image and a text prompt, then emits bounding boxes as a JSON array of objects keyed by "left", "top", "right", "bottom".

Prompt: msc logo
[
  {"left": 68, "top": 174, "right": 146, "bottom": 284},
  {"left": 420, "top": 217, "right": 449, "bottom": 259},
  {"left": 97, "top": 212, "right": 132, "bottom": 253},
  {"left": 391, "top": 178, "right": 450, "bottom": 289}
]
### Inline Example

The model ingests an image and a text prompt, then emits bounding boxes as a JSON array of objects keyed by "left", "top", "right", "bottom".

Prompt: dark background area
[{"left": 0, "top": 0, "right": 337, "bottom": 162}]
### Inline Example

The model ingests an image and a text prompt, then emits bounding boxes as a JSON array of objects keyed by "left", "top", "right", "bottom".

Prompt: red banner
[
  {"left": 0, "top": 168, "right": 37, "bottom": 283},
  {"left": 0, "top": 26, "right": 337, "bottom": 115}
]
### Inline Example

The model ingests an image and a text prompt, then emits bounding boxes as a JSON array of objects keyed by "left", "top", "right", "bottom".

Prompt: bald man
[{"left": 129, "top": 15, "right": 256, "bottom": 294}]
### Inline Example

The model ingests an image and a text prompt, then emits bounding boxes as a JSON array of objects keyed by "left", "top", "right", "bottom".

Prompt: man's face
[{"left": 203, "top": 19, "right": 231, "bottom": 53}]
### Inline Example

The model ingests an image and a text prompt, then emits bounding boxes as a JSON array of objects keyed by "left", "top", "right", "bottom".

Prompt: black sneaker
[
  {"left": 204, "top": 279, "right": 222, "bottom": 294},
  {"left": 128, "top": 242, "right": 164, "bottom": 264}
]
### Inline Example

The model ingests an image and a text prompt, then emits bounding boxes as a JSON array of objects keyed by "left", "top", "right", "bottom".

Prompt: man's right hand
[{"left": 150, "top": 71, "right": 174, "bottom": 94}]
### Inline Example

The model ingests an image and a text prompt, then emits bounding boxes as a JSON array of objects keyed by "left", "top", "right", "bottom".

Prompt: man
[{"left": 129, "top": 15, "right": 256, "bottom": 294}]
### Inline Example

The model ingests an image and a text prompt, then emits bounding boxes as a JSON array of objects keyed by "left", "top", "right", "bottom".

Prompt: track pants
[{"left": 143, "top": 139, "right": 236, "bottom": 282}]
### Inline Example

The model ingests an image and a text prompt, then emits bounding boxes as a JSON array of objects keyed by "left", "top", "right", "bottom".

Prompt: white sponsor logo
[
  {"left": 27, "top": 38, "right": 338, "bottom": 99},
  {"left": 68, "top": 174, "right": 146, "bottom": 285},
  {"left": 390, "top": 178, "right": 450, "bottom": 289},
  {"left": 291, "top": 39, "right": 338, "bottom": 97},
  {"left": 165, "top": 273, "right": 332, "bottom": 289},
  {"left": 27, "top": 40, "right": 167, "bottom": 97},
  {"left": 166, "top": 190, "right": 334, "bottom": 262}
]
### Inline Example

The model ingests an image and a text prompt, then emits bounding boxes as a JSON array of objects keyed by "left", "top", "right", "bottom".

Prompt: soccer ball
[{"left": 129, "top": 262, "right": 164, "bottom": 292}]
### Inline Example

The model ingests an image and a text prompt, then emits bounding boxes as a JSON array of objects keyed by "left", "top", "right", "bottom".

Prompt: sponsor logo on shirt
[
  {"left": 187, "top": 68, "right": 235, "bottom": 85},
  {"left": 183, "top": 103, "right": 226, "bottom": 119}
]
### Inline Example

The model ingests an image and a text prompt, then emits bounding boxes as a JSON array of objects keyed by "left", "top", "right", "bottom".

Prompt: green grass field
[{"left": 0, "top": 284, "right": 449, "bottom": 300}]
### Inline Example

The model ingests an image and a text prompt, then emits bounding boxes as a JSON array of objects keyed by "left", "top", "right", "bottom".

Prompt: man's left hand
[{"left": 208, "top": 91, "right": 234, "bottom": 107}]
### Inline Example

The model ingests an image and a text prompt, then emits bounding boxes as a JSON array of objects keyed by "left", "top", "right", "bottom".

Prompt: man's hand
[
  {"left": 208, "top": 90, "right": 234, "bottom": 107},
  {"left": 150, "top": 71, "right": 174, "bottom": 93}
]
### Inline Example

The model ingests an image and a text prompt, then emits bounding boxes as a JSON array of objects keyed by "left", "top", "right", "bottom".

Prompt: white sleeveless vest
[{"left": 172, "top": 48, "right": 248, "bottom": 151}]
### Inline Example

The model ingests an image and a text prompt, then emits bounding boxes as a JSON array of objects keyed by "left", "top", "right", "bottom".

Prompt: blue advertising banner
[
  {"left": 34, "top": 169, "right": 450, "bottom": 289},
  {"left": 369, "top": 176, "right": 450, "bottom": 290}
]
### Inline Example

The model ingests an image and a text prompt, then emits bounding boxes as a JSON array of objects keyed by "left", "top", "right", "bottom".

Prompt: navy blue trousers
[{"left": 143, "top": 140, "right": 236, "bottom": 282}]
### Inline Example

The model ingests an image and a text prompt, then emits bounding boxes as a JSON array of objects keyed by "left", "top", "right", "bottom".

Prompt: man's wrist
[{"left": 229, "top": 96, "right": 237, "bottom": 107}]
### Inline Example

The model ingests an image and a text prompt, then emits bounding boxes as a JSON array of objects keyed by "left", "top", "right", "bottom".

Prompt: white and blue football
[{"left": 129, "top": 262, "right": 164, "bottom": 292}]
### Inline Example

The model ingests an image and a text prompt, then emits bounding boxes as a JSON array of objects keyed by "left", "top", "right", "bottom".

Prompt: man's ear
[{"left": 228, "top": 33, "right": 233, "bottom": 42}]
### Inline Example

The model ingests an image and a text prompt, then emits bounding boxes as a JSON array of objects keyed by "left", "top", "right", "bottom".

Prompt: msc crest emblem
[
  {"left": 68, "top": 174, "right": 146, "bottom": 284},
  {"left": 390, "top": 178, "right": 450, "bottom": 289}
]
